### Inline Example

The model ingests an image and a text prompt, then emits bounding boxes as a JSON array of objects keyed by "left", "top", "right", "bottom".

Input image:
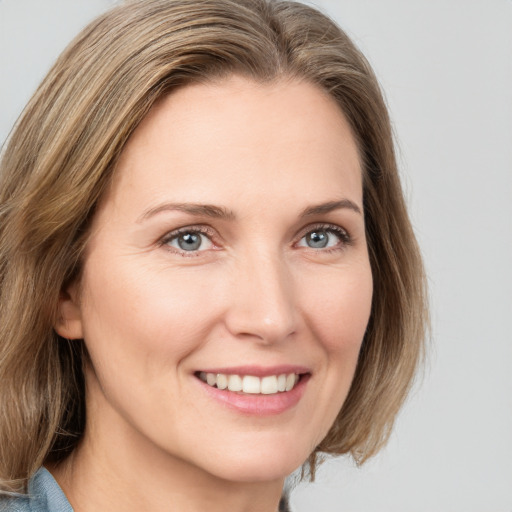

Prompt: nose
[{"left": 223, "top": 250, "right": 298, "bottom": 345}]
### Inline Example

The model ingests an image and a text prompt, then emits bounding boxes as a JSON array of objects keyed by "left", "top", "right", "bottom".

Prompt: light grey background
[{"left": 1, "top": 1, "right": 511, "bottom": 510}]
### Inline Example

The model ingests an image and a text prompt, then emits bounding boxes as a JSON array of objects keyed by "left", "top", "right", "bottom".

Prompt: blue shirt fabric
[{"left": 0, "top": 468, "right": 73, "bottom": 512}]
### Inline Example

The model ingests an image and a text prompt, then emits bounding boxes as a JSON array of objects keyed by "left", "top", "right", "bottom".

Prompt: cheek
[
  {"left": 302, "top": 263, "right": 373, "bottom": 354},
  {"left": 77, "top": 258, "right": 225, "bottom": 433},
  {"left": 293, "top": 261, "right": 372, "bottom": 447},
  {"left": 79, "top": 258, "right": 226, "bottom": 370}
]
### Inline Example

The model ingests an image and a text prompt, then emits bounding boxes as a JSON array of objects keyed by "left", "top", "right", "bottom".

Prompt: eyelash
[{"left": 159, "top": 223, "right": 352, "bottom": 257}]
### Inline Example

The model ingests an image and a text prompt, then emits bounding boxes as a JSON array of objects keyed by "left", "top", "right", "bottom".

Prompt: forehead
[{"left": 106, "top": 75, "right": 362, "bottom": 214}]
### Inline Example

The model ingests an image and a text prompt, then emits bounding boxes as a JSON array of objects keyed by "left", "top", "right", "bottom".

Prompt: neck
[{"left": 49, "top": 417, "right": 285, "bottom": 512}]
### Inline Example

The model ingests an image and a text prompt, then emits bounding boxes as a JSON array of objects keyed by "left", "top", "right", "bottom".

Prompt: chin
[
  {"left": 211, "top": 459, "right": 301, "bottom": 484},
  {"left": 194, "top": 440, "right": 311, "bottom": 484}
]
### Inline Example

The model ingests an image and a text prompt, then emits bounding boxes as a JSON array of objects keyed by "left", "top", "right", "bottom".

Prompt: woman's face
[{"left": 59, "top": 76, "right": 373, "bottom": 483}]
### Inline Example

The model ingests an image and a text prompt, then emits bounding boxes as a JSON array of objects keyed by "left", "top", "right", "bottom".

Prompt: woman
[{"left": 0, "top": 0, "right": 427, "bottom": 511}]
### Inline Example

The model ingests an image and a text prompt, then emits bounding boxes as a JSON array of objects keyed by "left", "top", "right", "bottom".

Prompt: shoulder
[{"left": 0, "top": 468, "right": 73, "bottom": 512}]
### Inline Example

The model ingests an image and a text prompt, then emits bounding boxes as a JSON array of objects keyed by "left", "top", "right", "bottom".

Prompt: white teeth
[
  {"left": 277, "top": 374, "right": 287, "bottom": 392},
  {"left": 228, "top": 374, "right": 243, "bottom": 392},
  {"left": 285, "top": 373, "right": 296, "bottom": 392},
  {"left": 199, "top": 372, "right": 300, "bottom": 395},
  {"left": 243, "top": 375, "right": 261, "bottom": 394},
  {"left": 216, "top": 374, "right": 228, "bottom": 390},
  {"left": 261, "top": 375, "right": 278, "bottom": 394}
]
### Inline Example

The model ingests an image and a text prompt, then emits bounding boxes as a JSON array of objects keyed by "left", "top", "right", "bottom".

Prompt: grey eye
[
  {"left": 166, "top": 231, "right": 213, "bottom": 252},
  {"left": 305, "top": 231, "right": 329, "bottom": 248},
  {"left": 177, "top": 232, "right": 202, "bottom": 251},
  {"left": 297, "top": 227, "right": 345, "bottom": 250}
]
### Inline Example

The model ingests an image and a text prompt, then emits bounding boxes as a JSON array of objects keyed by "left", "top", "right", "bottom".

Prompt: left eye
[
  {"left": 297, "top": 228, "right": 343, "bottom": 249},
  {"left": 165, "top": 231, "right": 213, "bottom": 252}
]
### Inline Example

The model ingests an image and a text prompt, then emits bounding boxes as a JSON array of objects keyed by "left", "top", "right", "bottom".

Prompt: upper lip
[{"left": 195, "top": 365, "right": 311, "bottom": 377}]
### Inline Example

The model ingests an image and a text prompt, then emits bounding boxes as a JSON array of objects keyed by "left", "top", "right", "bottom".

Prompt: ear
[{"left": 54, "top": 283, "right": 84, "bottom": 339}]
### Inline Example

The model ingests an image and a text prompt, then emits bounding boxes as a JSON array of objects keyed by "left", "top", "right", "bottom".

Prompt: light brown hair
[{"left": 0, "top": 0, "right": 427, "bottom": 493}]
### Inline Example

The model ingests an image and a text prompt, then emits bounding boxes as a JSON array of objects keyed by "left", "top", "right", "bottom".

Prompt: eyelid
[{"left": 296, "top": 222, "right": 350, "bottom": 238}]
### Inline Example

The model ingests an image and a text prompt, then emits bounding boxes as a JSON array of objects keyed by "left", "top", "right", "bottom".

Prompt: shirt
[{"left": 0, "top": 468, "right": 73, "bottom": 512}]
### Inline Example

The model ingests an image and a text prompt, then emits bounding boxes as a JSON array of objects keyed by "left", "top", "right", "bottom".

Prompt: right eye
[{"left": 295, "top": 223, "right": 352, "bottom": 252}]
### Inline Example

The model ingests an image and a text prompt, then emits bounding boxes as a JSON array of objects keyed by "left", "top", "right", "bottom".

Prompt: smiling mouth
[{"left": 196, "top": 371, "right": 302, "bottom": 395}]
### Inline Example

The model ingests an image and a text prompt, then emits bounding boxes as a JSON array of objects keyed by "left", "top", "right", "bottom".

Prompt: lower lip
[{"left": 196, "top": 375, "right": 310, "bottom": 416}]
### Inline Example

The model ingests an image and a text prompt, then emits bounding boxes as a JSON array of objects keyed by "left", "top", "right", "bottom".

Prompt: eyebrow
[
  {"left": 300, "top": 199, "right": 362, "bottom": 217},
  {"left": 138, "top": 198, "right": 362, "bottom": 223},
  {"left": 138, "top": 202, "right": 236, "bottom": 223}
]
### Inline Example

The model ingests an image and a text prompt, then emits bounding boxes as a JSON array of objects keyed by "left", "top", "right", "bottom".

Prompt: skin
[{"left": 54, "top": 75, "right": 373, "bottom": 512}]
